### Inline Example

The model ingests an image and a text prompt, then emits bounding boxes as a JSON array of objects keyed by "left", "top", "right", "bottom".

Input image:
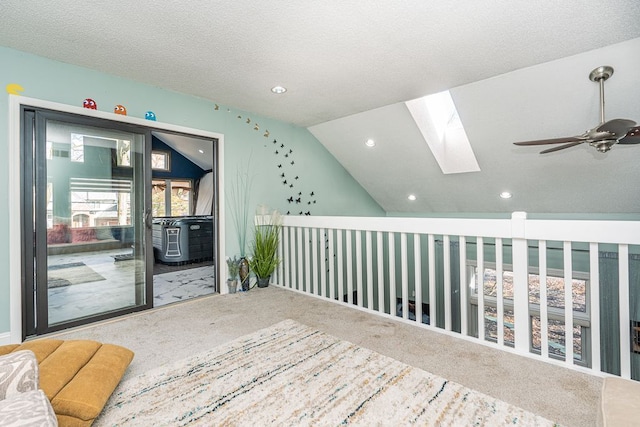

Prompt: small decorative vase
[
  {"left": 257, "top": 275, "right": 270, "bottom": 288},
  {"left": 239, "top": 257, "right": 250, "bottom": 291},
  {"left": 227, "top": 279, "right": 237, "bottom": 294}
]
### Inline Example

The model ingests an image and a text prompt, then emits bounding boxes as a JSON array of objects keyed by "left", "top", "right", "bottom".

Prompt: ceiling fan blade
[
  {"left": 618, "top": 126, "right": 640, "bottom": 144},
  {"left": 596, "top": 119, "right": 637, "bottom": 138},
  {"left": 513, "top": 136, "right": 583, "bottom": 146},
  {"left": 539, "top": 140, "right": 584, "bottom": 154}
]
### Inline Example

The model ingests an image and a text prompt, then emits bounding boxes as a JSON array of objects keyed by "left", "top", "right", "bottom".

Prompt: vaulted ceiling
[{"left": 2, "top": 1, "right": 640, "bottom": 214}]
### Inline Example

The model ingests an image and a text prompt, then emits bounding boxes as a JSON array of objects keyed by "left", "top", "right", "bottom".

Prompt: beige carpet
[
  {"left": 96, "top": 319, "right": 558, "bottom": 426},
  {"left": 50, "top": 286, "right": 601, "bottom": 427}
]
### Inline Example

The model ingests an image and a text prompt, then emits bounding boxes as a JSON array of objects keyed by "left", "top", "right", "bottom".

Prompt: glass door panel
[{"left": 42, "top": 119, "right": 148, "bottom": 327}]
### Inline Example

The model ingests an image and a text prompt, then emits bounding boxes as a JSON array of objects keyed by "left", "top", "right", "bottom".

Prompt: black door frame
[
  {"left": 11, "top": 97, "right": 223, "bottom": 341},
  {"left": 22, "top": 107, "right": 155, "bottom": 335}
]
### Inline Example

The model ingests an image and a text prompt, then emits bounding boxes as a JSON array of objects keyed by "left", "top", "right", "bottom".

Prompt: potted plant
[
  {"left": 227, "top": 162, "right": 254, "bottom": 291},
  {"left": 225, "top": 256, "right": 241, "bottom": 294},
  {"left": 249, "top": 205, "right": 283, "bottom": 287}
]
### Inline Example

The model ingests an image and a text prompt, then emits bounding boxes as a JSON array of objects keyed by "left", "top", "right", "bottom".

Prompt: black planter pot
[{"left": 257, "top": 276, "right": 270, "bottom": 288}]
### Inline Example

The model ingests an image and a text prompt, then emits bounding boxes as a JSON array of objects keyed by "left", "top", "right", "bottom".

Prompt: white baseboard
[{"left": 0, "top": 332, "right": 12, "bottom": 346}]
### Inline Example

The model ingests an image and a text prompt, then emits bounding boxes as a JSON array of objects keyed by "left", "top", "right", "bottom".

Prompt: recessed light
[
  {"left": 408, "top": 194, "right": 417, "bottom": 201},
  {"left": 499, "top": 191, "right": 512, "bottom": 199},
  {"left": 365, "top": 139, "right": 376, "bottom": 147},
  {"left": 198, "top": 149, "right": 204, "bottom": 154},
  {"left": 271, "top": 85, "right": 287, "bottom": 94}
]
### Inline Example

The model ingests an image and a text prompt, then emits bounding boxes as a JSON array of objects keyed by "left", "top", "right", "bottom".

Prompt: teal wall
[{"left": 0, "top": 46, "right": 384, "bottom": 335}]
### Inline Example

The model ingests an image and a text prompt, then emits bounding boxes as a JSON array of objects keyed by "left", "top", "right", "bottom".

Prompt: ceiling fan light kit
[{"left": 514, "top": 65, "right": 639, "bottom": 154}]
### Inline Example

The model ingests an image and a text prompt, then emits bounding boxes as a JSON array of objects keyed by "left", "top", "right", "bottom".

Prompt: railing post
[
  {"left": 377, "top": 232, "right": 385, "bottom": 313},
  {"left": 443, "top": 235, "right": 451, "bottom": 331},
  {"left": 589, "top": 242, "right": 600, "bottom": 373},
  {"left": 619, "top": 244, "right": 631, "bottom": 379},
  {"left": 511, "top": 211, "right": 529, "bottom": 354},
  {"left": 428, "top": 234, "right": 436, "bottom": 328},
  {"left": 539, "top": 240, "right": 549, "bottom": 359},
  {"left": 459, "top": 236, "right": 467, "bottom": 336},
  {"left": 346, "top": 230, "right": 353, "bottom": 304},
  {"left": 563, "top": 241, "right": 574, "bottom": 366},
  {"left": 305, "top": 227, "right": 312, "bottom": 294},
  {"left": 366, "top": 231, "right": 374, "bottom": 310},
  {"left": 414, "top": 234, "right": 422, "bottom": 324},
  {"left": 496, "top": 237, "right": 504, "bottom": 346},
  {"left": 356, "top": 230, "right": 363, "bottom": 307},
  {"left": 290, "top": 227, "right": 297, "bottom": 291},
  {"left": 328, "top": 229, "right": 335, "bottom": 300},
  {"left": 401, "top": 233, "right": 408, "bottom": 320},
  {"left": 477, "top": 236, "right": 484, "bottom": 340},
  {"left": 320, "top": 228, "right": 327, "bottom": 298},
  {"left": 297, "top": 227, "right": 304, "bottom": 292},
  {"left": 311, "top": 228, "right": 318, "bottom": 295},
  {"left": 277, "top": 227, "right": 285, "bottom": 286},
  {"left": 337, "top": 231, "right": 344, "bottom": 302},
  {"left": 389, "top": 233, "right": 396, "bottom": 316}
]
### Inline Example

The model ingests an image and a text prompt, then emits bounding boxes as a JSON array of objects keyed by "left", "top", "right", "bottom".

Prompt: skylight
[{"left": 405, "top": 91, "right": 480, "bottom": 174}]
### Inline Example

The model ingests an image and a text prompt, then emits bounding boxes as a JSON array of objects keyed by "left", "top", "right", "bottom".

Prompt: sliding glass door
[{"left": 23, "top": 108, "right": 152, "bottom": 335}]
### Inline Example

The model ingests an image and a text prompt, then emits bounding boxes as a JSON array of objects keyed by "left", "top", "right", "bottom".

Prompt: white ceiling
[
  {"left": 2, "top": 1, "right": 640, "bottom": 214},
  {"left": 153, "top": 131, "right": 215, "bottom": 172}
]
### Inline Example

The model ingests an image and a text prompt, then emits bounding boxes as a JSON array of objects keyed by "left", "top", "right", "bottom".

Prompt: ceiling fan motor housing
[{"left": 590, "top": 140, "right": 615, "bottom": 153}]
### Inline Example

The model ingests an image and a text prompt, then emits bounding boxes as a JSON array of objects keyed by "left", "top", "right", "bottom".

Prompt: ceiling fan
[{"left": 514, "top": 66, "right": 640, "bottom": 154}]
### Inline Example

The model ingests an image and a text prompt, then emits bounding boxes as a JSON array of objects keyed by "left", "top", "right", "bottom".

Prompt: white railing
[{"left": 273, "top": 212, "right": 640, "bottom": 379}]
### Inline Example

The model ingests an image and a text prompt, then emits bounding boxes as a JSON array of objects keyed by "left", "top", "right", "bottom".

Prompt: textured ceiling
[{"left": 2, "top": 1, "right": 640, "bottom": 214}]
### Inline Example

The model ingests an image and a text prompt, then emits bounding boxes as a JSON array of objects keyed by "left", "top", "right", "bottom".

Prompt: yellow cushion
[
  {"left": 53, "top": 344, "right": 134, "bottom": 422},
  {"left": 1, "top": 339, "right": 133, "bottom": 427}
]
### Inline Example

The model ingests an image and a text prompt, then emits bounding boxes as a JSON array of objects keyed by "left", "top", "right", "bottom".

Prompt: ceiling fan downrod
[{"left": 589, "top": 65, "right": 614, "bottom": 125}]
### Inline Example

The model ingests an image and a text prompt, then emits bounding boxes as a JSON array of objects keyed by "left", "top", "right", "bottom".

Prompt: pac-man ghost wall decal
[
  {"left": 145, "top": 111, "right": 157, "bottom": 121},
  {"left": 83, "top": 98, "right": 97, "bottom": 109},
  {"left": 6, "top": 83, "right": 24, "bottom": 95},
  {"left": 114, "top": 105, "right": 127, "bottom": 115}
]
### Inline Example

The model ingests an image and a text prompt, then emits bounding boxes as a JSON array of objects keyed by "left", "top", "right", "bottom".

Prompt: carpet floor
[{"left": 50, "top": 286, "right": 601, "bottom": 426}]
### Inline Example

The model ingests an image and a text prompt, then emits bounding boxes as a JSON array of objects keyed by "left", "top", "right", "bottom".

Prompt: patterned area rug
[
  {"left": 96, "top": 320, "right": 558, "bottom": 426},
  {"left": 48, "top": 262, "right": 106, "bottom": 288}
]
